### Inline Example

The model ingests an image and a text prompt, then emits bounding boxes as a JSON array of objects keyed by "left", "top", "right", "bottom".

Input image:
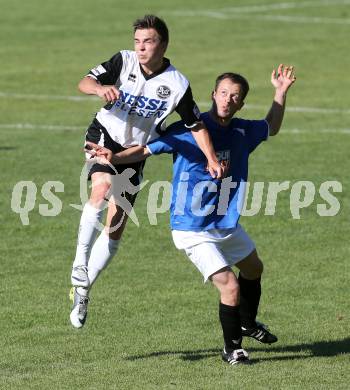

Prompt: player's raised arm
[{"left": 265, "top": 64, "right": 296, "bottom": 136}]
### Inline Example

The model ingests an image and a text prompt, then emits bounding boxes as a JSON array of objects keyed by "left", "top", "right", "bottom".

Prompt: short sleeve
[
  {"left": 175, "top": 86, "right": 201, "bottom": 128},
  {"left": 147, "top": 122, "right": 184, "bottom": 155},
  {"left": 87, "top": 52, "right": 123, "bottom": 85},
  {"left": 147, "top": 133, "right": 177, "bottom": 155},
  {"left": 245, "top": 119, "right": 269, "bottom": 153}
]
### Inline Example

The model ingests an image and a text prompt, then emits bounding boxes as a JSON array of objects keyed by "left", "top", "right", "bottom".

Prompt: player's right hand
[
  {"left": 96, "top": 85, "right": 120, "bottom": 103},
  {"left": 207, "top": 160, "right": 225, "bottom": 180}
]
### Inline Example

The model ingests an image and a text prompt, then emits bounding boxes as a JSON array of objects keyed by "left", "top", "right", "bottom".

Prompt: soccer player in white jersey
[
  {"left": 69, "top": 15, "right": 224, "bottom": 328},
  {"left": 87, "top": 64, "right": 296, "bottom": 364}
]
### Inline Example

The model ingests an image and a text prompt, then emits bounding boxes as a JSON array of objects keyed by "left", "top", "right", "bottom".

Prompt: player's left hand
[
  {"left": 84, "top": 141, "right": 113, "bottom": 165},
  {"left": 271, "top": 64, "right": 296, "bottom": 93}
]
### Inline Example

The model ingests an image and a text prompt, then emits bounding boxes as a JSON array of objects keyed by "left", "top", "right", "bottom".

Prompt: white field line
[
  {"left": 218, "top": 0, "right": 350, "bottom": 13},
  {"left": 0, "top": 91, "right": 99, "bottom": 102},
  {"left": 282, "top": 128, "right": 350, "bottom": 134},
  {"left": 0, "top": 92, "right": 349, "bottom": 115},
  {"left": 0, "top": 123, "right": 82, "bottom": 131},
  {"left": 0, "top": 122, "right": 349, "bottom": 134},
  {"left": 166, "top": 11, "right": 350, "bottom": 24},
  {"left": 164, "top": 0, "right": 350, "bottom": 24},
  {"left": 236, "top": 14, "right": 350, "bottom": 24},
  {"left": 198, "top": 102, "right": 350, "bottom": 115}
]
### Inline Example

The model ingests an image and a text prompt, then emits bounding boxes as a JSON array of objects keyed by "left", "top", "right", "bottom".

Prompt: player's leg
[
  {"left": 87, "top": 153, "right": 144, "bottom": 287},
  {"left": 70, "top": 195, "right": 133, "bottom": 328},
  {"left": 87, "top": 198, "right": 130, "bottom": 286},
  {"left": 71, "top": 172, "right": 110, "bottom": 288},
  {"left": 236, "top": 249, "right": 277, "bottom": 344},
  {"left": 71, "top": 119, "right": 112, "bottom": 288},
  {"left": 69, "top": 172, "right": 111, "bottom": 328},
  {"left": 235, "top": 249, "right": 263, "bottom": 328},
  {"left": 181, "top": 241, "right": 249, "bottom": 365},
  {"left": 70, "top": 193, "right": 128, "bottom": 329},
  {"left": 220, "top": 224, "right": 277, "bottom": 344},
  {"left": 70, "top": 150, "right": 144, "bottom": 328},
  {"left": 211, "top": 267, "right": 240, "bottom": 342},
  {"left": 70, "top": 119, "right": 135, "bottom": 328}
]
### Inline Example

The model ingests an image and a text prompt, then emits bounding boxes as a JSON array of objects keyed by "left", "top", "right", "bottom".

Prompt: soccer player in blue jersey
[{"left": 87, "top": 64, "right": 296, "bottom": 365}]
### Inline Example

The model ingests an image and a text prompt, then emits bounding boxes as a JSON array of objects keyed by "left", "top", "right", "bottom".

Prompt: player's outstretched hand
[
  {"left": 271, "top": 64, "right": 296, "bottom": 93},
  {"left": 84, "top": 141, "right": 113, "bottom": 165}
]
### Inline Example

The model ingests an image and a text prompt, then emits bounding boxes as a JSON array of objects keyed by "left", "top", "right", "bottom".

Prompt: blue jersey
[{"left": 147, "top": 112, "right": 269, "bottom": 231}]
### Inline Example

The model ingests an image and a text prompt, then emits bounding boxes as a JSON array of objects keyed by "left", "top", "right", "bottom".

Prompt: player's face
[
  {"left": 212, "top": 79, "right": 244, "bottom": 122},
  {"left": 134, "top": 28, "right": 167, "bottom": 73}
]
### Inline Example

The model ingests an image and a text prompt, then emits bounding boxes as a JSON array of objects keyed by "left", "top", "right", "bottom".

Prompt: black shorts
[{"left": 85, "top": 118, "right": 145, "bottom": 187}]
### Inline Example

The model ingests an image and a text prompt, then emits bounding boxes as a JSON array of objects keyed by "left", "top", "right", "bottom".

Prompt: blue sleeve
[
  {"left": 147, "top": 121, "right": 184, "bottom": 155},
  {"left": 147, "top": 134, "right": 177, "bottom": 155},
  {"left": 244, "top": 119, "right": 269, "bottom": 153}
]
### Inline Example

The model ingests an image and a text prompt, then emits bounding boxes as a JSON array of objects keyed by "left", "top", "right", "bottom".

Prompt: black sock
[
  {"left": 219, "top": 302, "right": 242, "bottom": 351},
  {"left": 238, "top": 273, "right": 261, "bottom": 329}
]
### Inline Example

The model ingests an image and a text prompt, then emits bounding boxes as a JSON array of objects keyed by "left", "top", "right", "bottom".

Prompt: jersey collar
[{"left": 139, "top": 58, "right": 171, "bottom": 80}]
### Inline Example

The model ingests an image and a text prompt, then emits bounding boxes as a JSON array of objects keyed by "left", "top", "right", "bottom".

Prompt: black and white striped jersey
[{"left": 88, "top": 50, "right": 201, "bottom": 147}]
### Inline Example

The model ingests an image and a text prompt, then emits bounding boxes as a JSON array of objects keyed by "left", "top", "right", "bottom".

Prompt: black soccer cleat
[
  {"left": 222, "top": 348, "right": 250, "bottom": 365},
  {"left": 241, "top": 321, "right": 278, "bottom": 344}
]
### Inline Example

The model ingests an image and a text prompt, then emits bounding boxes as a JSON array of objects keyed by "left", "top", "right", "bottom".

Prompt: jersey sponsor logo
[
  {"left": 216, "top": 150, "right": 230, "bottom": 169},
  {"left": 114, "top": 90, "right": 168, "bottom": 119},
  {"left": 156, "top": 85, "right": 171, "bottom": 99},
  {"left": 128, "top": 73, "right": 137, "bottom": 82}
]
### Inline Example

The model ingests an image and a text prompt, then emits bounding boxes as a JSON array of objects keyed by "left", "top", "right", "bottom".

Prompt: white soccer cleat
[
  {"left": 222, "top": 348, "right": 250, "bottom": 365},
  {"left": 71, "top": 265, "right": 90, "bottom": 288},
  {"left": 69, "top": 287, "right": 89, "bottom": 329}
]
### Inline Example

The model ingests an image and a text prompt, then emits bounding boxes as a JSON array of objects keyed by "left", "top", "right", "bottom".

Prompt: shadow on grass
[
  {"left": 0, "top": 146, "right": 17, "bottom": 151},
  {"left": 125, "top": 337, "right": 350, "bottom": 362},
  {"left": 125, "top": 348, "right": 220, "bottom": 362}
]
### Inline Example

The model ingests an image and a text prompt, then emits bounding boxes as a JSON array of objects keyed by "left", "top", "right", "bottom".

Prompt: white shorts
[{"left": 172, "top": 225, "right": 255, "bottom": 282}]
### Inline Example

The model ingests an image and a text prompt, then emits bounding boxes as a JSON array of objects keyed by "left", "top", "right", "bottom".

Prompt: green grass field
[{"left": 1, "top": 0, "right": 349, "bottom": 388}]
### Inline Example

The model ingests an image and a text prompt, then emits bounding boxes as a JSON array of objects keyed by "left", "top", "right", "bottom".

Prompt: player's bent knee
[
  {"left": 210, "top": 267, "right": 232, "bottom": 285},
  {"left": 254, "top": 257, "right": 264, "bottom": 277},
  {"left": 237, "top": 251, "right": 264, "bottom": 280},
  {"left": 211, "top": 269, "right": 240, "bottom": 302},
  {"left": 243, "top": 259, "right": 263, "bottom": 280}
]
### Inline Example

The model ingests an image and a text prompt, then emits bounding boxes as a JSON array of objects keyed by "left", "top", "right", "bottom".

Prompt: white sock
[
  {"left": 88, "top": 230, "right": 120, "bottom": 286},
  {"left": 76, "top": 287, "right": 89, "bottom": 297},
  {"left": 72, "top": 202, "right": 104, "bottom": 268}
]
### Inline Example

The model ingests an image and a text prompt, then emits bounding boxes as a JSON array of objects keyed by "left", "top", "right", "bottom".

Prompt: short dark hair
[
  {"left": 214, "top": 72, "right": 250, "bottom": 100},
  {"left": 133, "top": 15, "right": 169, "bottom": 45}
]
